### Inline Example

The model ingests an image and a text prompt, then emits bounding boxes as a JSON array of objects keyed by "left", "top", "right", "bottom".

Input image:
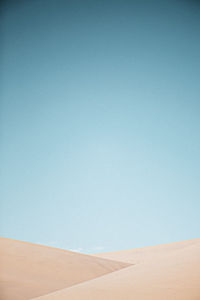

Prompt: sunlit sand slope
[
  {"left": 0, "top": 237, "right": 130, "bottom": 300},
  {"left": 34, "top": 239, "right": 200, "bottom": 300}
]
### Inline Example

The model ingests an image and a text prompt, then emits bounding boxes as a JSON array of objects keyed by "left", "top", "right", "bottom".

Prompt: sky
[{"left": 1, "top": 0, "right": 200, "bottom": 254}]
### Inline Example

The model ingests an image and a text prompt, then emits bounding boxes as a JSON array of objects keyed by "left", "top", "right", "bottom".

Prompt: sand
[{"left": 0, "top": 237, "right": 199, "bottom": 300}]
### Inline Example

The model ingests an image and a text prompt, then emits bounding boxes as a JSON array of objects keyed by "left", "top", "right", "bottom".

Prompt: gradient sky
[{"left": 1, "top": 0, "right": 200, "bottom": 253}]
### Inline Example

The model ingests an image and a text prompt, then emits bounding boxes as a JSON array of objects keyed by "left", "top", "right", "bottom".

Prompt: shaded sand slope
[
  {"left": 0, "top": 237, "right": 130, "bottom": 300},
  {"left": 34, "top": 239, "right": 200, "bottom": 300}
]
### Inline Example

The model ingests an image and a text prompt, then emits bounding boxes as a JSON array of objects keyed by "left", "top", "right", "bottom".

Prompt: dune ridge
[{"left": 32, "top": 239, "right": 200, "bottom": 300}]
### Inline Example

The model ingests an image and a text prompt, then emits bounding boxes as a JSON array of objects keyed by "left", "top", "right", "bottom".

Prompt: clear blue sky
[{"left": 1, "top": 0, "right": 200, "bottom": 253}]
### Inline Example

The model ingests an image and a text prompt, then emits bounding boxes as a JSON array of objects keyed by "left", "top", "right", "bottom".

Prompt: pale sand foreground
[{"left": 0, "top": 238, "right": 200, "bottom": 300}]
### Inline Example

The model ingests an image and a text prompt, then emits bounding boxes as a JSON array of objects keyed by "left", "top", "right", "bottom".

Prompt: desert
[{"left": 0, "top": 237, "right": 199, "bottom": 300}]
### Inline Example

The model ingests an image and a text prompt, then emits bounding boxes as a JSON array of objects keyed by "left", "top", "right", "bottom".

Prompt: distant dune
[
  {"left": 0, "top": 238, "right": 199, "bottom": 300},
  {"left": 95, "top": 238, "right": 200, "bottom": 264}
]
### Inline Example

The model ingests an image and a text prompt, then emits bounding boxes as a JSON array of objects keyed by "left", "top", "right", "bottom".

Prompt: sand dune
[
  {"left": 33, "top": 239, "right": 200, "bottom": 300},
  {"left": 0, "top": 237, "right": 129, "bottom": 300},
  {"left": 0, "top": 238, "right": 199, "bottom": 300},
  {"left": 94, "top": 238, "right": 200, "bottom": 264}
]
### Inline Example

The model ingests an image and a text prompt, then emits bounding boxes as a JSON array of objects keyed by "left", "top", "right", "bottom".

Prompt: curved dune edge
[
  {"left": 32, "top": 239, "right": 200, "bottom": 300},
  {"left": 0, "top": 237, "right": 130, "bottom": 300}
]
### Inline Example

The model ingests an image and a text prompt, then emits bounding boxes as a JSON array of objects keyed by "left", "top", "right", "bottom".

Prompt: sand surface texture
[{"left": 0, "top": 238, "right": 199, "bottom": 299}]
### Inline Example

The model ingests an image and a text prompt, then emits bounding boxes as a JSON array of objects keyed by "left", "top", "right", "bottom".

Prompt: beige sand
[
  {"left": 33, "top": 239, "right": 200, "bottom": 300},
  {"left": 0, "top": 238, "right": 199, "bottom": 300},
  {"left": 0, "top": 237, "right": 129, "bottom": 300}
]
